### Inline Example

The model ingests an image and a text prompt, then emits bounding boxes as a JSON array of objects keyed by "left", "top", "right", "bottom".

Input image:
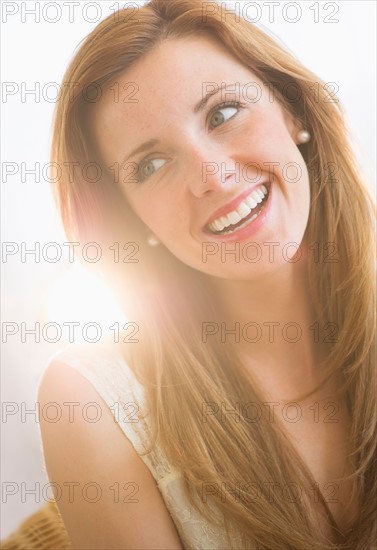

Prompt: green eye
[
  {"left": 137, "top": 158, "right": 166, "bottom": 182},
  {"left": 209, "top": 104, "right": 240, "bottom": 128}
]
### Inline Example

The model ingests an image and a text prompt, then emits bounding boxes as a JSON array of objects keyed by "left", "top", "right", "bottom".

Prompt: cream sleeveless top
[{"left": 47, "top": 338, "right": 243, "bottom": 549}]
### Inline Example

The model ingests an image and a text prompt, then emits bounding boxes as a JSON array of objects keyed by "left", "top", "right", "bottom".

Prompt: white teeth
[
  {"left": 220, "top": 215, "right": 230, "bottom": 228},
  {"left": 237, "top": 202, "right": 251, "bottom": 218},
  {"left": 220, "top": 211, "right": 260, "bottom": 236},
  {"left": 249, "top": 213, "right": 258, "bottom": 224},
  {"left": 212, "top": 219, "right": 223, "bottom": 232},
  {"left": 251, "top": 190, "right": 263, "bottom": 203},
  {"left": 246, "top": 196, "right": 258, "bottom": 209},
  {"left": 227, "top": 211, "right": 242, "bottom": 225},
  {"left": 207, "top": 183, "right": 269, "bottom": 233}
]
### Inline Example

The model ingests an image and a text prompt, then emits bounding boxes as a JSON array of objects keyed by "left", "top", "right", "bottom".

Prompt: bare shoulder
[{"left": 38, "top": 360, "right": 183, "bottom": 550}]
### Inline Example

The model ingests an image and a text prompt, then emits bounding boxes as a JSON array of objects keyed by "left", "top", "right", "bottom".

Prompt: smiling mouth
[{"left": 204, "top": 183, "right": 271, "bottom": 236}]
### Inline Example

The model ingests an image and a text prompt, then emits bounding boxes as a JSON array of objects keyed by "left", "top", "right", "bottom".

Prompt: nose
[{"left": 184, "top": 143, "right": 237, "bottom": 198}]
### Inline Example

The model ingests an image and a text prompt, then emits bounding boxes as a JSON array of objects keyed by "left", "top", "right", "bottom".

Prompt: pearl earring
[
  {"left": 147, "top": 234, "right": 160, "bottom": 247},
  {"left": 297, "top": 130, "right": 311, "bottom": 144}
]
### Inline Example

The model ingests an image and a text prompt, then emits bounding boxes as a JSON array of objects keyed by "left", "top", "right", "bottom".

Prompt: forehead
[
  {"left": 90, "top": 35, "right": 261, "bottom": 131},
  {"left": 109, "top": 34, "right": 258, "bottom": 99}
]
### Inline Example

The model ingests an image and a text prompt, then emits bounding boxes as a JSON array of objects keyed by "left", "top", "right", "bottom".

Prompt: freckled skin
[
  {"left": 91, "top": 35, "right": 310, "bottom": 281},
  {"left": 89, "top": 36, "right": 359, "bottom": 534}
]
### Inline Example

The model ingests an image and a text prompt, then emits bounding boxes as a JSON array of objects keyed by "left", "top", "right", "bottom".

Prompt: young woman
[{"left": 38, "top": 0, "right": 376, "bottom": 548}]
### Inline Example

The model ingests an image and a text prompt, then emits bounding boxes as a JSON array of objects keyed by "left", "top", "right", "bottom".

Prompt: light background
[{"left": 1, "top": 0, "right": 376, "bottom": 538}]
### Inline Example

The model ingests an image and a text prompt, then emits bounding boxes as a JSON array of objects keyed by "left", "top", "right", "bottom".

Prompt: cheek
[
  {"left": 232, "top": 109, "right": 297, "bottom": 168},
  {"left": 244, "top": 109, "right": 310, "bottom": 196},
  {"left": 123, "top": 188, "right": 188, "bottom": 239}
]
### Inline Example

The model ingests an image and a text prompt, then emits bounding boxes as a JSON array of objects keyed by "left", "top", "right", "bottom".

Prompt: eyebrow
[
  {"left": 119, "top": 83, "right": 229, "bottom": 167},
  {"left": 193, "top": 82, "right": 229, "bottom": 114},
  {"left": 120, "top": 138, "right": 159, "bottom": 167}
]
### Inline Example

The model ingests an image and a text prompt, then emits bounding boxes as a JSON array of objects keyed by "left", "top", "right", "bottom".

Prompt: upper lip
[{"left": 203, "top": 180, "right": 271, "bottom": 229}]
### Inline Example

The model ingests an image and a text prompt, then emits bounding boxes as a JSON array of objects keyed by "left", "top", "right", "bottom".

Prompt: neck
[{"left": 207, "top": 260, "right": 333, "bottom": 401}]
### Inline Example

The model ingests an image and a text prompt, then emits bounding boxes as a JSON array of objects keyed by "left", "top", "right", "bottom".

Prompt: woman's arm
[{"left": 38, "top": 361, "right": 184, "bottom": 550}]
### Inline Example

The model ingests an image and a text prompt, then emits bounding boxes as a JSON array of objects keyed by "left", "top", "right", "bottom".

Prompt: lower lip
[{"left": 205, "top": 182, "right": 273, "bottom": 243}]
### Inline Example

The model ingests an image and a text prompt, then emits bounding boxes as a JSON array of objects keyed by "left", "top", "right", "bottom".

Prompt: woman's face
[{"left": 91, "top": 35, "right": 311, "bottom": 280}]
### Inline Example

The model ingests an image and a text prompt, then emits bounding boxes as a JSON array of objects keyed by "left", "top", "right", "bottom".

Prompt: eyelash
[
  {"left": 208, "top": 100, "right": 245, "bottom": 129},
  {"left": 134, "top": 100, "right": 245, "bottom": 183}
]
